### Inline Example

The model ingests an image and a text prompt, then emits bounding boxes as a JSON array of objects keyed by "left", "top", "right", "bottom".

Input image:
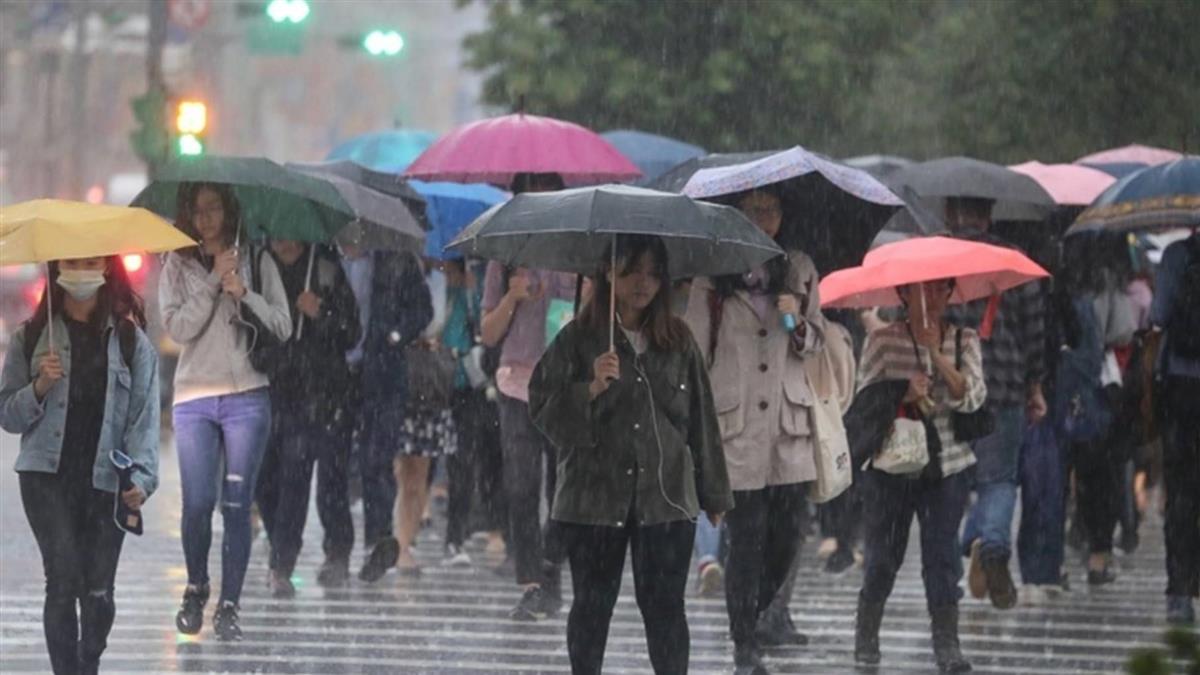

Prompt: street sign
[{"left": 168, "top": 0, "right": 211, "bottom": 30}]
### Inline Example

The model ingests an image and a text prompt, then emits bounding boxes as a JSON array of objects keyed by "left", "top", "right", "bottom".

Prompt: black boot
[
  {"left": 854, "top": 598, "right": 885, "bottom": 665},
  {"left": 733, "top": 640, "right": 769, "bottom": 674},
  {"left": 929, "top": 605, "right": 971, "bottom": 673}
]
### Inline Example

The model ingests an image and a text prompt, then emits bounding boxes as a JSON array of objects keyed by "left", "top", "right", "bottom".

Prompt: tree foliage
[{"left": 461, "top": 0, "right": 1200, "bottom": 162}]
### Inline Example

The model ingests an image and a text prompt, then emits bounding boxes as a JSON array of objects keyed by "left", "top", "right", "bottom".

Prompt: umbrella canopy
[
  {"left": 680, "top": 145, "right": 905, "bottom": 274},
  {"left": 410, "top": 181, "right": 509, "bottom": 261},
  {"left": 885, "top": 156, "right": 1056, "bottom": 225},
  {"left": 1009, "top": 161, "right": 1117, "bottom": 206},
  {"left": 1, "top": 199, "right": 196, "bottom": 265},
  {"left": 286, "top": 159, "right": 427, "bottom": 218},
  {"left": 842, "top": 154, "right": 913, "bottom": 179},
  {"left": 404, "top": 113, "right": 641, "bottom": 187},
  {"left": 326, "top": 129, "right": 437, "bottom": 172},
  {"left": 647, "top": 150, "right": 781, "bottom": 193},
  {"left": 286, "top": 161, "right": 428, "bottom": 253},
  {"left": 1066, "top": 157, "right": 1200, "bottom": 235},
  {"left": 447, "top": 184, "right": 783, "bottom": 279},
  {"left": 132, "top": 156, "right": 355, "bottom": 243},
  {"left": 1080, "top": 161, "right": 1149, "bottom": 179},
  {"left": 1075, "top": 144, "right": 1182, "bottom": 167},
  {"left": 820, "top": 236, "right": 1049, "bottom": 309},
  {"left": 601, "top": 130, "right": 706, "bottom": 184}
]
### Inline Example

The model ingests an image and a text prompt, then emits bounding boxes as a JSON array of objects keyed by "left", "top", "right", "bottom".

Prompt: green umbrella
[{"left": 132, "top": 156, "right": 355, "bottom": 242}]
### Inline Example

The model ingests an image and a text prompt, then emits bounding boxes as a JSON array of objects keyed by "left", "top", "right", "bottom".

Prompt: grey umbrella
[
  {"left": 285, "top": 163, "right": 428, "bottom": 253},
  {"left": 886, "top": 156, "right": 1055, "bottom": 219}
]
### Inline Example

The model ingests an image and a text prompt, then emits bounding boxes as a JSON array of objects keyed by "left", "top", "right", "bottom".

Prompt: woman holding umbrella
[
  {"left": 160, "top": 183, "right": 291, "bottom": 641},
  {"left": 684, "top": 187, "right": 826, "bottom": 673},
  {"left": 529, "top": 234, "right": 733, "bottom": 675}
]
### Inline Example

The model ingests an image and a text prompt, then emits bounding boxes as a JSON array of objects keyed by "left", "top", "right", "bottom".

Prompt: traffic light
[
  {"left": 363, "top": 29, "right": 404, "bottom": 56},
  {"left": 174, "top": 99, "right": 208, "bottom": 157},
  {"left": 266, "top": 0, "right": 309, "bottom": 23}
]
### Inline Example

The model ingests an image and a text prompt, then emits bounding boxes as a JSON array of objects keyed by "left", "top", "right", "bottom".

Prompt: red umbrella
[
  {"left": 820, "top": 237, "right": 1048, "bottom": 335},
  {"left": 404, "top": 113, "right": 641, "bottom": 186}
]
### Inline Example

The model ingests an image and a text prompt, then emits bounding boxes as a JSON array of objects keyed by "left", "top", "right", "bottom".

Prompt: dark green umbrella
[{"left": 132, "top": 156, "right": 355, "bottom": 243}]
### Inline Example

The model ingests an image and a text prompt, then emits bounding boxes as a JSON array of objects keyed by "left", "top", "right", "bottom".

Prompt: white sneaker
[
  {"left": 1021, "top": 584, "right": 1047, "bottom": 606},
  {"left": 442, "top": 544, "right": 471, "bottom": 568}
]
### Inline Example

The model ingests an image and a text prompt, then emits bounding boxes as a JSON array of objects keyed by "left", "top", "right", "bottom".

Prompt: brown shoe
[
  {"left": 967, "top": 539, "right": 987, "bottom": 600},
  {"left": 982, "top": 557, "right": 1018, "bottom": 610}
]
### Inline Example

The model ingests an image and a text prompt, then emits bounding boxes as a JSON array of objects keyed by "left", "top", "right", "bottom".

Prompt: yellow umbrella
[{"left": 0, "top": 199, "right": 196, "bottom": 265}]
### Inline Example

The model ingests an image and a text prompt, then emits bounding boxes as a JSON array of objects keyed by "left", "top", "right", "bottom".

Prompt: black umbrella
[{"left": 287, "top": 159, "right": 429, "bottom": 226}]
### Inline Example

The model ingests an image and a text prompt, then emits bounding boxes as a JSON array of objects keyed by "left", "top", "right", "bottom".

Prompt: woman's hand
[
  {"left": 213, "top": 249, "right": 238, "bottom": 278},
  {"left": 296, "top": 290, "right": 322, "bottom": 319},
  {"left": 912, "top": 320, "right": 941, "bottom": 350},
  {"left": 222, "top": 271, "right": 247, "bottom": 300},
  {"left": 589, "top": 350, "right": 620, "bottom": 399},
  {"left": 121, "top": 485, "right": 146, "bottom": 510},
  {"left": 903, "top": 373, "right": 931, "bottom": 404},
  {"left": 776, "top": 294, "right": 801, "bottom": 318},
  {"left": 33, "top": 353, "right": 64, "bottom": 400}
]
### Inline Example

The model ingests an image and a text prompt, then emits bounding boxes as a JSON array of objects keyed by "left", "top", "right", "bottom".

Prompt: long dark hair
[
  {"left": 28, "top": 257, "right": 147, "bottom": 338},
  {"left": 175, "top": 182, "right": 240, "bottom": 260},
  {"left": 578, "top": 235, "right": 690, "bottom": 353}
]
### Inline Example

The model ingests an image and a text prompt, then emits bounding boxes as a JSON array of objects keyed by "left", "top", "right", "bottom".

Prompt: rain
[{"left": 0, "top": 1, "right": 1198, "bottom": 674}]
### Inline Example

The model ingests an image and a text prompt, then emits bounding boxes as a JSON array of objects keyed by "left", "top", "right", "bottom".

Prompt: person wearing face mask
[
  {"left": 0, "top": 256, "right": 160, "bottom": 675},
  {"left": 160, "top": 183, "right": 292, "bottom": 641},
  {"left": 684, "top": 188, "right": 825, "bottom": 674},
  {"left": 529, "top": 235, "right": 732, "bottom": 675}
]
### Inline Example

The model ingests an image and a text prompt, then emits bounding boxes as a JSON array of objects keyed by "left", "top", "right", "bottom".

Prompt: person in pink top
[{"left": 479, "top": 172, "right": 579, "bottom": 621}]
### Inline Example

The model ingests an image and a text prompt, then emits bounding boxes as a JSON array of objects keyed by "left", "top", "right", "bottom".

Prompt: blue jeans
[
  {"left": 174, "top": 389, "right": 271, "bottom": 605},
  {"left": 961, "top": 404, "right": 1024, "bottom": 562},
  {"left": 1017, "top": 419, "right": 1066, "bottom": 585},
  {"left": 694, "top": 514, "right": 722, "bottom": 567}
]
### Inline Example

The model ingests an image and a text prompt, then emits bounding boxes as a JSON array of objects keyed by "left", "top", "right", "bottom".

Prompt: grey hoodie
[{"left": 160, "top": 248, "right": 292, "bottom": 404}]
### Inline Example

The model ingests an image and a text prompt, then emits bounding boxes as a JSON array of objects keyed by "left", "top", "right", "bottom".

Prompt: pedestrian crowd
[{"left": 2, "top": 153, "right": 1197, "bottom": 675}]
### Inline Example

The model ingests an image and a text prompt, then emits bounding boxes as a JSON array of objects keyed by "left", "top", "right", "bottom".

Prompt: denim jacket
[{"left": 0, "top": 316, "right": 160, "bottom": 497}]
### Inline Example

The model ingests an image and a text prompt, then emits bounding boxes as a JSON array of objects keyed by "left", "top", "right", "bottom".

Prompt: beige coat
[{"left": 685, "top": 251, "right": 825, "bottom": 491}]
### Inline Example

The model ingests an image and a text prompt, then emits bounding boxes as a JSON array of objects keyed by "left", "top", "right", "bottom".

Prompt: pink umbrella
[
  {"left": 1075, "top": 144, "right": 1182, "bottom": 166},
  {"left": 404, "top": 113, "right": 641, "bottom": 187},
  {"left": 1009, "top": 161, "right": 1117, "bottom": 206}
]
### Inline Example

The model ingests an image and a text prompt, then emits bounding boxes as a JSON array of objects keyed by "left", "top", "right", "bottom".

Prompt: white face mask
[{"left": 56, "top": 269, "right": 107, "bottom": 301}]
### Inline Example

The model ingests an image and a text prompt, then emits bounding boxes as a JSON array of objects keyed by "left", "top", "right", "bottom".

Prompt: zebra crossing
[{"left": 0, "top": 438, "right": 1190, "bottom": 674}]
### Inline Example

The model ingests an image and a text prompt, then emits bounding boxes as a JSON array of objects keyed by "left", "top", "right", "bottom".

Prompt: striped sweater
[{"left": 857, "top": 322, "right": 988, "bottom": 477}]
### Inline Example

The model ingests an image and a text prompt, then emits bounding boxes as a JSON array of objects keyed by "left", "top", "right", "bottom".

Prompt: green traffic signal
[
  {"left": 177, "top": 134, "right": 205, "bottom": 157},
  {"left": 363, "top": 30, "right": 404, "bottom": 56},
  {"left": 266, "top": 0, "right": 309, "bottom": 24}
]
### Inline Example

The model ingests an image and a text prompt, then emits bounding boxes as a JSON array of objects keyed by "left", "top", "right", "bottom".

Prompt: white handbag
[
  {"left": 871, "top": 417, "right": 930, "bottom": 475},
  {"left": 808, "top": 395, "right": 853, "bottom": 503}
]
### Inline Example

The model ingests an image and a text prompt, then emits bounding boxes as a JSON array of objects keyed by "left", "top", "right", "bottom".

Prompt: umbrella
[
  {"left": 1066, "top": 157, "right": 1200, "bottom": 235},
  {"left": 1008, "top": 162, "right": 1117, "bottom": 206},
  {"left": 1, "top": 199, "right": 197, "bottom": 350},
  {"left": 601, "top": 130, "right": 706, "bottom": 184},
  {"left": 285, "top": 162, "right": 428, "bottom": 252},
  {"left": 447, "top": 184, "right": 782, "bottom": 280},
  {"left": 842, "top": 154, "right": 913, "bottom": 179},
  {"left": 404, "top": 113, "right": 641, "bottom": 186},
  {"left": 680, "top": 145, "right": 905, "bottom": 274},
  {"left": 286, "top": 159, "right": 428, "bottom": 222},
  {"left": 885, "top": 156, "right": 1056, "bottom": 225},
  {"left": 409, "top": 180, "right": 509, "bottom": 261},
  {"left": 819, "top": 236, "right": 1049, "bottom": 310},
  {"left": 1075, "top": 144, "right": 1182, "bottom": 167},
  {"left": 132, "top": 156, "right": 355, "bottom": 243},
  {"left": 1080, "top": 162, "right": 1149, "bottom": 179},
  {"left": 648, "top": 150, "right": 781, "bottom": 193},
  {"left": 326, "top": 129, "right": 437, "bottom": 172}
]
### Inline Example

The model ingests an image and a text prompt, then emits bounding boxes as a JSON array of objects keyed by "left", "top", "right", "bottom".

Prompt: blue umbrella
[
  {"left": 326, "top": 129, "right": 437, "bottom": 172},
  {"left": 410, "top": 181, "right": 509, "bottom": 260},
  {"left": 1080, "top": 161, "right": 1148, "bottom": 179},
  {"left": 601, "top": 130, "right": 705, "bottom": 184},
  {"left": 1067, "top": 157, "right": 1199, "bottom": 235}
]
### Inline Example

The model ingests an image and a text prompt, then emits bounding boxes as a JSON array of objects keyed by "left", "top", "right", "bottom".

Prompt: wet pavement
[{"left": 0, "top": 430, "right": 1189, "bottom": 674}]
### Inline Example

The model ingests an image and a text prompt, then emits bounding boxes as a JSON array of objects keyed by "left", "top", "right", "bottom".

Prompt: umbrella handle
[
  {"left": 296, "top": 245, "right": 317, "bottom": 340},
  {"left": 45, "top": 266, "right": 55, "bottom": 356},
  {"left": 609, "top": 234, "right": 617, "bottom": 352}
]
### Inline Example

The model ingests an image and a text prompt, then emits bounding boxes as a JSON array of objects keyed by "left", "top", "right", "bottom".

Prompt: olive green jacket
[{"left": 529, "top": 319, "right": 734, "bottom": 528}]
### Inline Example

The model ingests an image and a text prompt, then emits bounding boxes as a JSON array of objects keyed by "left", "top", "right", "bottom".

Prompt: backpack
[
  {"left": 240, "top": 246, "right": 286, "bottom": 376},
  {"left": 1053, "top": 295, "right": 1111, "bottom": 443},
  {"left": 1167, "top": 236, "right": 1200, "bottom": 358},
  {"left": 23, "top": 317, "right": 137, "bottom": 374}
]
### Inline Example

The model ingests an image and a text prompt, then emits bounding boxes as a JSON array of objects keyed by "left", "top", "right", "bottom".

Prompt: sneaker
[
  {"left": 1087, "top": 566, "right": 1117, "bottom": 586},
  {"left": 966, "top": 540, "right": 987, "bottom": 600},
  {"left": 1020, "top": 584, "right": 1047, "bottom": 606},
  {"left": 734, "top": 641, "right": 769, "bottom": 674},
  {"left": 268, "top": 569, "right": 295, "bottom": 599},
  {"left": 442, "top": 543, "right": 472, "bottom": 568},
  {"left": 510, "top": 586, "right": 553, "bottom": 621},
  {"left": 755, "top": 608, "right": 809, "bottom": 647},
  {"left": 212, "top": 601, "right": 243, "bottom": 642},
  {"left": 358, "top": 537, "right": 400, "bottom": 583},
  {"left": 698, "top": 561, "right": 724, "bottom": 596},
  {"left": 825, "top": 547, "right": 855, "bottom": 575},
  {"left": 317, "top": 557, "right": 350, "bottom": 587},
  {"left": 175, "top": 584, "right": 209, "bottom": 635},
  {"left": 982, "top": 557, "right": 1018, "bottom": 609},
  {"left": 1166, "top": 595, "right": 1195, "bottom": 625}
]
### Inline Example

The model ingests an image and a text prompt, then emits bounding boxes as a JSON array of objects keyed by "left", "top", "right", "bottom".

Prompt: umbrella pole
[
  {"left": 296, "top": 245, "right": 316, "bottom": 340},
  {"left": 45, "top": 266, "right": 55, "bottom": 355},
  {"left": 609, "top": 233, "right": 617, "bottom": 353}
]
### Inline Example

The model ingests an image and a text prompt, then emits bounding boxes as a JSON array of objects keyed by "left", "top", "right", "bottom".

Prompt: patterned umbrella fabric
[
  {"left": 1067, "top": 156, "right": 1200, "bottom": 235},
  {"left": 404, "top": 113, "right": 641, "bottom": 187}
]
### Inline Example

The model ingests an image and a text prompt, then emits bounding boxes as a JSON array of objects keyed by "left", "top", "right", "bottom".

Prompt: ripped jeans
[
  {"left": 20, "top": 472, "right": 125, "bottom": 674},
  {"left": 174, "top": 388, "right": 271, "bottom": 605}
]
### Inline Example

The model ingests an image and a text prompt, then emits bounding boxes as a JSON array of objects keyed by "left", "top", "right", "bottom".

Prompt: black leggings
[
  {"left": 20, "top": 471, "right": 126, "bottom": 675},
  {"left": 561, "top": 517, "right": 696, "bottom": 675}
]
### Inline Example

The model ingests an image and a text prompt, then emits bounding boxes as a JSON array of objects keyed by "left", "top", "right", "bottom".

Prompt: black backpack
[
  {"left": 23, "top": 317, "right": 137, "bottom": 373},
  {"left": 1168, "top": 236, "right": 1200, "bottom": 359}
]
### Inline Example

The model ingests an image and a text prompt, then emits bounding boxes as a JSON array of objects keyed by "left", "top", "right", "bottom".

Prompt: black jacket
[
  {"left": 360, "top": 250, "right": 433, "bottom": 410},
  {"left": 845, "top": 379, "right": 944, "bottom": 480}
]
